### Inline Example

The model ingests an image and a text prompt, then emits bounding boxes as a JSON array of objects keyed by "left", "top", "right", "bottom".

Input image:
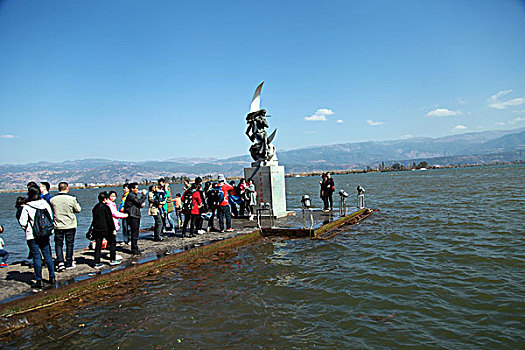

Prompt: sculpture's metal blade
[
  {"left": 250, "top": 81, "right": 264, "bottom": 112},
  {"left": 268, "top": 129, "right": 277, "bottom": 144}
]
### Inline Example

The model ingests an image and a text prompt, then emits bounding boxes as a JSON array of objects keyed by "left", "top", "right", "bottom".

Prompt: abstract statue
[{"left": 245, "top": 82, "right": 277, "bottom": 164}]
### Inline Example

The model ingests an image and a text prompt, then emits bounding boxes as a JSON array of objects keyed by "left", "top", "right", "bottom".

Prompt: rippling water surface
[{"left": 4, "top": 165, "right": 525, "bottom": 349}]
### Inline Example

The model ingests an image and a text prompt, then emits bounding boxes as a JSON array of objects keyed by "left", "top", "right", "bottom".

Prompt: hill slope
[{"left": 1, "top": 128, "right": 523, "bottom": 190}]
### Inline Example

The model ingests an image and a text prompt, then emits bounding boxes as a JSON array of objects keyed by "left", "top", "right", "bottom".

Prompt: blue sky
[{"left": 0, "top": 0, "right": 524, "bottom": 164}]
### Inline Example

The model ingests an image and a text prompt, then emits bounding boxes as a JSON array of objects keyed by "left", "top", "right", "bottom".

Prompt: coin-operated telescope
[{"left": 357, "top": 186, "right": 365, "bottom": 209}]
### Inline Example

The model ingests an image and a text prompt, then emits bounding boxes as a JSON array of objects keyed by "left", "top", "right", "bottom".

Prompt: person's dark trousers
[
  {"left": 94, "top": 233, "right": 117, "bottom": 264},
  {"left": 93, "top": 235, "right": 103, "bottom": 264},
  {"left": 28, "top": 238, "right": 55, "bottom": 281},
  {"left": 165, "top": 212, "right": 174, "bottom": 231},
  {"left": 182, "top": 213, "right": 191, "bottom": 236},
  {"left": 153, "top": 212, "right": 163, "bottom": 240},
  {"left": 189, "top": 214, "right": 199, "bottom": 235},
  {"left": 175, "top": 209, "right": 183, "bottom": 228},
  {"left": 160, "top": 213, "right": 166, "bottom": 234},
  {"left": 128, "top": 217, "right": 141, "bottom": 253},
  {"left": 239, "top": 200, "right": 246, "bottom": 217},
  {"left": 321, "top": 195, "right": 329, "bottom": 210},
  {"left": 196, "top": 212, "right": 204, "bottom": 231},
  {"left": 54, "top": 228, "right": 76, "bottom": 267},
  {"left": 217, "top": 205, "right": 232, "bottom": 231},
  {"left": 0, "top": 249, "right": 9, "bottom": 263},
  {"left": 247, "top": 205, "right": 254, "bottom": 217},
  {"left": 327, "top": 193, "right": 333, "bottom": 210},
  {"left": 106, "top": 233, "right": 116, "bottom": 260},
  {"left": 121, "top": 218, "right": 130, "bottom": 243}
]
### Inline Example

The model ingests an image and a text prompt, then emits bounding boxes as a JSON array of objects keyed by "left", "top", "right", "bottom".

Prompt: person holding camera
[{"left": 124, "top": 183, "right": 147, "bottom": 254}]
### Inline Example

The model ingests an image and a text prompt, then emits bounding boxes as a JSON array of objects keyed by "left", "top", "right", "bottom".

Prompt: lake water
[{"left": 2, "top": 165, "right": 524, "bottom": 348}]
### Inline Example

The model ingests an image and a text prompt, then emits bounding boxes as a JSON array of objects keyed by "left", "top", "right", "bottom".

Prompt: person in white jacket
[{"left": 19, "top": 185, "right": 56, "bottom": 289}]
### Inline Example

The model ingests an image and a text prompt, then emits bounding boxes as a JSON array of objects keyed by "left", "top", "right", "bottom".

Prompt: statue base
[{"left": 244, "top": 164, "right": 287, "bottom": 218}]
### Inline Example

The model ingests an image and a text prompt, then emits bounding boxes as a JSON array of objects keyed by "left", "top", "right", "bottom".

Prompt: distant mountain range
[{"left": 1, "top": 128, "right": 523, "bottom": 190}]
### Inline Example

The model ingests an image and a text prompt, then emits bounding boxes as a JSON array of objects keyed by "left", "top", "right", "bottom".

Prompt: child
[{"left": 0, "top": 225, "right": 8, "bottom": 267}]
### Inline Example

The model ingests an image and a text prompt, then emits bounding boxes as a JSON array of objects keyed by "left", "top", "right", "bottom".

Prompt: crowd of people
[
  {"left": 154, "top": 174, "right": 257, "bottom": 238},
  {"left": 1, "top": 172, "right": 337, "bottom": 291},
  {"left": 2, "top": 174, "right": 258, "bottom": 290}
]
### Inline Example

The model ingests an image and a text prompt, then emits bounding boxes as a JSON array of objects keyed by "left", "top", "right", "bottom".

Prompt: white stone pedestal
[{"left": 244, "top": 164, "right": 287, "bottom": 218}]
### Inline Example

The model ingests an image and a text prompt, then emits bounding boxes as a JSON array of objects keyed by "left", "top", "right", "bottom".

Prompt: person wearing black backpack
[
  {"left": 180, "top": 184, "right": 196, "bottom": 238},
  {"left": 18, "top": 185, "right": 56, "bottom": 290}
]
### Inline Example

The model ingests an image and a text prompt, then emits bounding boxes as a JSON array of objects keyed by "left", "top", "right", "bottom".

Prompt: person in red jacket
[
  {"left": 190, "top": 183, "right": 203, "bottom": 236},
  {"left": 216, "top": 174, "right": 234, "bottom": 232},
  {"left": 181, "top": 183, "right": 203, "bottom": 238}
]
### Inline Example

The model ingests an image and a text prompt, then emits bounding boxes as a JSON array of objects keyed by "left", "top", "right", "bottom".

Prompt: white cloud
[
  {"left": 508, "top": 117, "right": 525, "bottom": 124},
  {"left": 487, "top": 90, "right": 525, "bottom": 109},
  {"left": 305, "top": 114, "right": 327, "bottom": 121},
  {"left": 366, "top": 120, "right": 385, "bottom": 126},
  {"left": 0, "top": 134, "right": 17, "bottom": 139},
  {"left": 336, "top": 119, "right": 343, "bottom": 123},
  {"left": 426, "top": 108, "right": 463, "bottom": 117},
  {"left": 304, "top": 108, "right": 334, "bottom": 122},
  {"left": 315, "top": 108, "right": 334, "bottom": 115},
  {"left": 400, "top": 134, "right": 413, "bottom": 139},
  {"left": 495, "top": 117, "right": 525, "bottom": 126},
  {"left": 452, "top": 125, "right": 467, "bottom": 131}
]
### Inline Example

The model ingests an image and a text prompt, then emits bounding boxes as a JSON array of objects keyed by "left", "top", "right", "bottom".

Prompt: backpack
[
  {"left": 209, "top": 185, "right": 225, "bottom": 207},
  {"left": 27, "top": 204, "right": 54, "bottom": 239},
  {"left": 181, "top": 189, "right": 195, "bottom": 212}
]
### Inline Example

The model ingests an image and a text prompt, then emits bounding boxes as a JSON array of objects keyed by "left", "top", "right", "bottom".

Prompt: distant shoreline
[
  {"left": 0, "top": 161, "right": 522, "bottom": 194},
  {"left": 285, "top": 160, "right": 524, "bottom": 178}
]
